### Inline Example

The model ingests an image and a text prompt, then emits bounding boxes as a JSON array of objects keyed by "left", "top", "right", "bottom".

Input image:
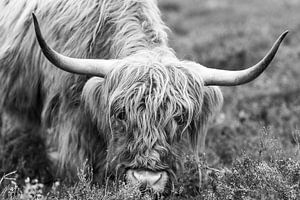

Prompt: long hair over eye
[
  {"left": 115, "top": 109, "right": 126, "bottom": 121},
  {"left": 174, "top": 115, "right": 186, "bottom": 126}
]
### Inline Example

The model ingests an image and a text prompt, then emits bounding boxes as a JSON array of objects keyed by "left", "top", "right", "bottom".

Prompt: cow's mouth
[{"left": 126, "top": 169, "right": 169, "bottom": 193}]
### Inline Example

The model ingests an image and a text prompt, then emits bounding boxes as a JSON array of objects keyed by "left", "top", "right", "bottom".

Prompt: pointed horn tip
[
  {"left": 31, "top": 13, "right": 39, "bottom": 28},
  {"left": 32, "top": 13, "right": 37, "bottom": 21},
  {"left": 279, "top": 30, "right": 289, "bottom": 41}
]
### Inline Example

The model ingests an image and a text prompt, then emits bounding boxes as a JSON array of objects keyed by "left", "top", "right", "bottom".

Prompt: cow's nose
[
  {"left": 126, "top": 170, "right": 168, "bottom": 192},
  {"left": 132, "top": 170, "right": 162, "bottom": 185}
]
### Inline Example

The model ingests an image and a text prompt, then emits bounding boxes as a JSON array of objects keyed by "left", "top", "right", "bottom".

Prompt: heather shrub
[{"left": 1, "top": 0, "right": 300, "bottom": 199}]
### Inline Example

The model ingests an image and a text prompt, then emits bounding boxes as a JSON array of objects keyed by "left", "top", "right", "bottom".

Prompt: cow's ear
[
  {"left": 82, "top": 77, "right": 105, "bottom": 120},
  {"left": 189, "top": 86, "right": 223, "bottom": 155}
]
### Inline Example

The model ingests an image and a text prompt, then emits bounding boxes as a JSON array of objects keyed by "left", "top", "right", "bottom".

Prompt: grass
[
  {"left": 1, "top": 0, "right": 300, "bottom": 199},
  {"left": 2, "top": 136, "right": 300, "bottom": 199}
]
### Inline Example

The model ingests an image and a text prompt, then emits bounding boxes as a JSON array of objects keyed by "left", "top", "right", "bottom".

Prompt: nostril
[
  {"left": 131, "top": 171, "right": 138, "bottom": 181},
  {"left": 152, "top": 173, "right": 162, "bottom": 185},
  {"left": 132, "top": 171, "right": 145, "bottom": 183}
]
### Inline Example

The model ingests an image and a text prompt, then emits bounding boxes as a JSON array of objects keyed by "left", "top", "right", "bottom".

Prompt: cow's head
[
  {"left": 81, "top": 53, "right": 225, "bottom": 193},
  {"left": 32, "top": 14, "right": 287, "bottom": 193}
]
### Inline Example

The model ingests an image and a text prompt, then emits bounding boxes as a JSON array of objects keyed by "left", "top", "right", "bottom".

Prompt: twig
[{"left": 0, "top": 171, "right": 17, "bottom": 185}]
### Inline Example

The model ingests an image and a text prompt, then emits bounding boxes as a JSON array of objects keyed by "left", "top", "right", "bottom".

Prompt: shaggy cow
[{"left": 0, "top": 0, "right": 287, "bottom": 194}]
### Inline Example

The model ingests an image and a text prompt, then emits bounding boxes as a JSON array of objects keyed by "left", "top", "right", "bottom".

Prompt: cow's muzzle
[{"left": 126, "top": 169, "right": 168, "bottom": 193}]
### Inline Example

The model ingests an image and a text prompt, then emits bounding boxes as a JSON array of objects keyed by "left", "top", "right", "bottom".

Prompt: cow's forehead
[
  {"left": 103, "top": 62, "right": 205, "bottom": 119},
  {"left": 103, "top": 57, "right": 204, "bottom": 98},
  {"left": 108, "top": 59, "right": 185, "bottom": 83}
]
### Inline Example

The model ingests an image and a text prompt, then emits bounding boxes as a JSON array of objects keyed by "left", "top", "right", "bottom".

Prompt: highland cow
[{"left": 0, "top": 0, "right": 287, "bottom": 194}]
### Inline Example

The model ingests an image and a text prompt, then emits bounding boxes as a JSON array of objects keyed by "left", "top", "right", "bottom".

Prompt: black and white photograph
[{"left": 0, "top": 0, "right": 299, "bottom": 199}]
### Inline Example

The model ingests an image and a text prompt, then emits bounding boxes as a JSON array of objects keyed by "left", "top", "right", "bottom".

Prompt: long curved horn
[
  {"left": 32, "top": 13, "right": 117, "bottom": 77},
  {"left": 198, "top": 31, "right": 288, "bottom": 86}
]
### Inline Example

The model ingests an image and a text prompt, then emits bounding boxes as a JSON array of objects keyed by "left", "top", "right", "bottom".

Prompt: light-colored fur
[{"left": 0, "top": 0, "right": 223, "bottom": 185}]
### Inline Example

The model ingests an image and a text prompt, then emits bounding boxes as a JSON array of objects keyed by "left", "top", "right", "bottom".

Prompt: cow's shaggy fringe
[
  {"left": 82, "top": 49, "right": 223, "bottom": 181},
  {"left": 0, "top": 0, "right": 223, "bottom": 183}
]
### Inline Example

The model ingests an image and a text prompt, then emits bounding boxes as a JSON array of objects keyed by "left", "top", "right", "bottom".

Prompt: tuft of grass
[
  {"left": 2, "top": 142, "right": 300, "bottom": 199},
  {"left": 204, "top": 157, "right": 300, "bottom": 200}
]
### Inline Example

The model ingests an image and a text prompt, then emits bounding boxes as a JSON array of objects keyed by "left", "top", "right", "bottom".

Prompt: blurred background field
[
  {"left": 1, "top": 0, "right": 300, "bottom": 199},
  {"left": 159, "top": 0, "right": 300, "bottom": 165}
]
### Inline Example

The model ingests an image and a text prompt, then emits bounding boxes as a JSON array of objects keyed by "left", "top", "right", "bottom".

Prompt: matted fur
[{"left": 0, "top": 0, "right": 223, "bottom": 186}]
